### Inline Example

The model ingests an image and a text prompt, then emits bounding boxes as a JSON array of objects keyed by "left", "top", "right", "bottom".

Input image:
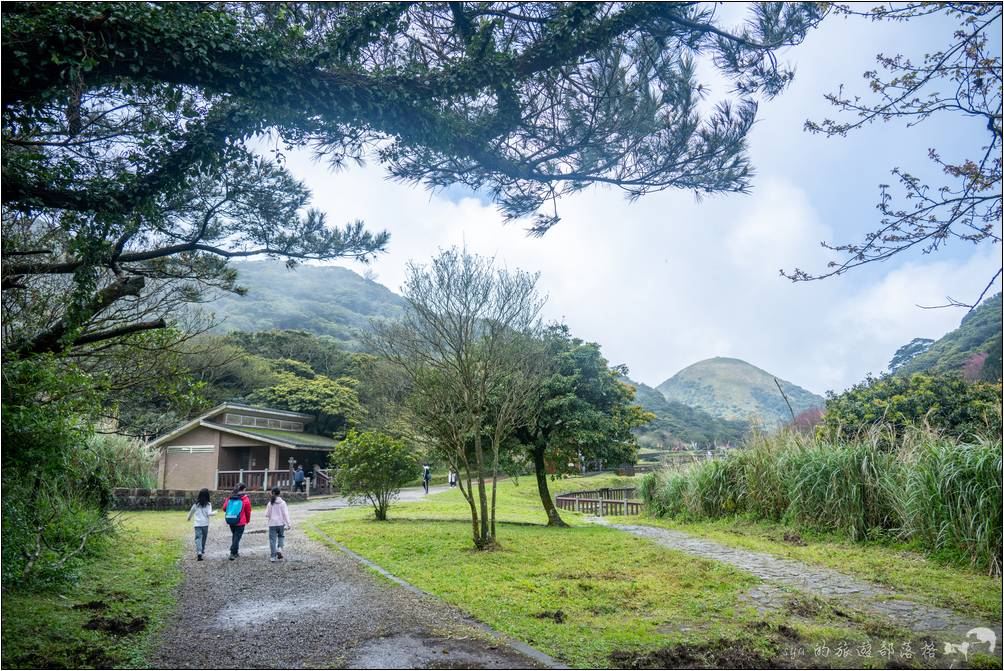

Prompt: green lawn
[
  {"left": 623, "top": 515, "right": 1003, "bottom": 622},
  {"left": 1, "top": 512, "right": 187, "bottom": 669},
  {"left": 310, "top": 475, "right": 923, "bottom": 668}
]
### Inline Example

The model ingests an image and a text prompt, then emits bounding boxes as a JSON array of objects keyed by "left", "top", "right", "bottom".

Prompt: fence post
[
  {"left": 306, "top": 477, "right": 310, "bottom": 499},
  {"left": 214, "top": 470, "right": 219, "bottom": 491},
  {"left": 239, "top": 469, "right": 244, "bottom": 486},
  {"left": 264, "top": 468, "right": 269, "bottom": 490}
]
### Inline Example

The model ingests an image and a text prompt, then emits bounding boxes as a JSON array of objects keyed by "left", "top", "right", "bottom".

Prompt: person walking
[
  {"left": 223, "top": 483, "right": 252, "bottom": 560},
  {"left": 293, "top": 465, "right": 305, "bottom": 493},
  {"left": 265, "top": 487, "right": 292, "bottom": 562},
  {"left": 422, "top": 464, "right": 432, "bottom": 494},
  {"left": 447, "top": 469, "right": 457, "bottom": 488},
  {"left": 186, "top": 488, "right": 215, "bottom": 561}
]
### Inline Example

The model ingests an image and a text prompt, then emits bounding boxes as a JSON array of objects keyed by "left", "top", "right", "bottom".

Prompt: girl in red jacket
[{"left": 223, "top": 483, "right": 252, "bottom": 560}]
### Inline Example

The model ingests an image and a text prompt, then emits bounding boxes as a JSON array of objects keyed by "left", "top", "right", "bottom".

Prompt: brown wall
[{"left": 161, "top": 426, "right": 220, "bottom": 490}]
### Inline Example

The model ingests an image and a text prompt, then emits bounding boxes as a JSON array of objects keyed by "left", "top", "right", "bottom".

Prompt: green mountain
[
  {"left": 893, "top": 292, "right": 1002, "bottom": 382},
  {"left": 207, "top": 261, "right": 406, "bottom": 350},
  {"left": 655, "top": 357, "right": 824, "bottom": 428},
  {"left": 627, "top": 378, "right": 749, "bottom": 448}
]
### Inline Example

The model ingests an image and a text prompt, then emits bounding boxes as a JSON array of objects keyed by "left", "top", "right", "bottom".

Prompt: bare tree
[
  {"left": 371, "top": 248, "right": 544, "bottom": 549},
  {"left": 789, "top": 3, "right": 1002, "bottom": 309}
]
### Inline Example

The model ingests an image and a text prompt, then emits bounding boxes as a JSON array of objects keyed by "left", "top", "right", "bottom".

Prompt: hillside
[
  {"left": 207, "top": 261, "right": 406, "bottom": 350},
  {"left": 628, "top": 378, "right": 749, "bottom": 448},
  {"left": 892, "top": 292, "right": 1002, "bottom": 382},
  {"left": 656, "top": 357, "right": 824, "bottom": 428}
]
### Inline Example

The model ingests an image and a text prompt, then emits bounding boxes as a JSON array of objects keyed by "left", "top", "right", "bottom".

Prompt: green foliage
[
  {"left": 212, "top": 264, "right": 406, "bottom": 351},
  {"left": 894, "top": 293, "right": 1003, "bottom": 382},
  {"left": 656, "top": 357, "right": 824, "bottom": 429},
  {"left": 628, "top": 377, "right": 749, "bottom": 448},
  {"left": 819, "top": 373, "right": 1002, "bottom": 442},
  {"left": 641, "top": 428, "right": 1003, "bottom": 574},
  {"left": 248, "top": 373, "right": 363, "bottom": 437},
  {"left": 86, "top": 434, "right": 158, "bottom": 489},
  {"left": 329, "top": 430, "right": 418, "bottom": 520}
]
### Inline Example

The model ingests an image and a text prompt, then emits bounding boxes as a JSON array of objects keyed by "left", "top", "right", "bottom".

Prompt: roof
[
  {"left": 147, "top": 403, "right": 321, "bottom": 449},
  {"left": 202, "top": 422, "right": 339, "bottom": 450}
]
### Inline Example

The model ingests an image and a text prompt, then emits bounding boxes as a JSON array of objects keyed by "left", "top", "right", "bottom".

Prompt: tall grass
[{"left": 641, "top": 427, "right": 1003, "bottom": 575}]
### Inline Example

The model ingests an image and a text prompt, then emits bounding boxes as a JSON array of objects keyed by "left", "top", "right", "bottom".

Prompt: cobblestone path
[{"left": 593, "top": 519, "right": 1002, "bottom": 650}]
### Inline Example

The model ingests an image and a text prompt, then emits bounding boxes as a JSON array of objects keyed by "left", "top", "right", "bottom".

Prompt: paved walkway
[
  {"left": 151, "top": 487, "right": 545, "bottom": 669},
  {"left": 593, "top": 519, "right": 1002, "bottom": 646}
]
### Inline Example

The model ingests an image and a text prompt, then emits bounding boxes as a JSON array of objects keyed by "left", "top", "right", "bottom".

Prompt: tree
[
  {"left": 888, "top": 338, "right": 935, "bottom": 373},
  {"left": 248, "top": 373, "right": 363, "bottom": 437},
  {"left": 790, "top": 4, "right": 1002, "bottom": 307},
  {"left": 372, "top": 248, "right": 544, "bottom": 549},
  {"left": 3, "top": 2, "right": 824, "bottom": 361},
  {"left": 330, "top": 430, "right": 417, "bottom": 521},
  {"left": 515, "top": 325, "right": 652, "bottom": 526},
  {"left": 819, "top": 373, "right": 1002, "bottom": 443}
]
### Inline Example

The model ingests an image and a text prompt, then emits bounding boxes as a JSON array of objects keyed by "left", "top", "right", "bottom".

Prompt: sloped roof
[
  {"left": 148, "top": 403, "right": 328, "bottom": 449},
  {"left": 202, "top": 422, "right": 338, "bottom": 450}
]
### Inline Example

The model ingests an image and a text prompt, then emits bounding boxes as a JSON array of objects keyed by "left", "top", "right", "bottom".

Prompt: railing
[
  {"left": 313, "top": 469, "right": 332, "bottom": 495},
  {"left": 217, "top": 469, "right": 300, "bottom": 492},
  {"left": 554, "top": 487, "right": 643, "bottom": 516}
]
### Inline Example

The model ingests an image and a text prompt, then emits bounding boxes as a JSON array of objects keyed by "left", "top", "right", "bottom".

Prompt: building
[{"left": 151, "top": 403, "right": 337, "bottom": 492}]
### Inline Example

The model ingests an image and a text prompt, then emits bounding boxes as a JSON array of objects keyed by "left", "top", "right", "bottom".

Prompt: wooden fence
[
  {"left": 216, "top": 468, "right": 333, "bottom": 495},
  {"left": 554, "top": 487, "right": 643, "bottom": 516}
]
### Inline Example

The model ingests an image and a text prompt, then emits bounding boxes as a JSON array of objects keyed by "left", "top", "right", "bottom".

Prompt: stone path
[
  {"left": 151, "top": 487, "right": 549, "bottom": 669},
  {"left": 593, "top": 519, "right": 1002, "bottom": 647}
]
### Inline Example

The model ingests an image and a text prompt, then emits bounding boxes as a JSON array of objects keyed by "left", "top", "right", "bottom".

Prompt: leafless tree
[{"left": 370, "top": 248, "right": 545, "bottom": 549}]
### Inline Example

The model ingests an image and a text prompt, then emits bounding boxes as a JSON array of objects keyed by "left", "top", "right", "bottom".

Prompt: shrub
[
  {"left": 86, "top": 434, "right": 158, "bottom": 489},
  {"left": 819, "top": 373, "right": 1002, "bottom": 442},
  {"left": 641, "top": 426, "right": 1003, "bottom": 574},
  {"left": 330, "top": 430, "right": 418, "bottom": 520}
]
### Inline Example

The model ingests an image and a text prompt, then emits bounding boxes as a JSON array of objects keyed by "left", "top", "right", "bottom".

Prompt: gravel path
[
  {"left": 151, "top": 487, "right": 545, "bottom": 669},
  {"left": 594, "top": 519, "right": 1002, "bottom": 647}
]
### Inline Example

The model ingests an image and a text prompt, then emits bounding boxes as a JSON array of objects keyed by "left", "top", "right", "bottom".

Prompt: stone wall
[{"left": 111, "top": 488, "right": 309, "bottom": 511}]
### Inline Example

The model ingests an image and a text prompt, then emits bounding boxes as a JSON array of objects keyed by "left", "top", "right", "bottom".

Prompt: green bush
[
  {"left": 330, "top": 430, "right": 418, "bottom": 520},
  {"left": 641, "top": 427, "right": 1003, "bottom": 574},
  {"left": 86, "top": 434, "right": 158, "bottom": 489},
  {"left": 819, "top": 373, "right": 1002, "bottom": 442}
]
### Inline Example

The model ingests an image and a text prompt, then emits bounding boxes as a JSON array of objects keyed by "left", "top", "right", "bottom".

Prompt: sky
[{"left": 256, "top": 6, "right": 1001, "bottom": 396}]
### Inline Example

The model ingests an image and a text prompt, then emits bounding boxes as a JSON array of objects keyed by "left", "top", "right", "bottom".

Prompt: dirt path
[
  {"left": 151, "top": 487, "right": 548, "bottom": 669},
  {"left": 594, "top": 519, "right": 1002, "bottom": 650}
]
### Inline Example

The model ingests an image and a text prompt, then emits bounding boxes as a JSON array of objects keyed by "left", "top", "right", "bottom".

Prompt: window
[{"left": 222, "top": 413, "right": 303, "bottom": 432}]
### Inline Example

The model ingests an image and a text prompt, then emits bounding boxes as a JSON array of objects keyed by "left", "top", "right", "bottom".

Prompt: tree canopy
[{"left": 2, "top": 2, "right": 824, "bottom": 361}]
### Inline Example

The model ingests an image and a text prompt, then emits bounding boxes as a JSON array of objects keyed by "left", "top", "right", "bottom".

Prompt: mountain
[
  {"left": 655, "top": 357, "right": 825, "bottom": 428},
  {"left": 206, "top": 261, "right": 406, "bottom": 350},
  {"left": 627, "top": 378, "right": 749, "bottom": 448},
  {"left": 892, "top": 292, "right": 1002, "bottom": 382}
]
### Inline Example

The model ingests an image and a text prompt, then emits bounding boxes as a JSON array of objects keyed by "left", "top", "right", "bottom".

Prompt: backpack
[{"left": 224, "top": 497, "right": 244, "bottom": 525}]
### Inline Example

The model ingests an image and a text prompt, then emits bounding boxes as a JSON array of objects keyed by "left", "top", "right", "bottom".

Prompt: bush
[
  {"left": 86, "top": 434, "right": 158, "bottom": 489},
  {"left": 329, "top": 430, "right": 418, "bottom": 520},
  {"left": 819, "top": 373, "right": 1002, "bottom": 442},
  {"left": 641, "top": 427, "right": 1003, "bottom": 574}
]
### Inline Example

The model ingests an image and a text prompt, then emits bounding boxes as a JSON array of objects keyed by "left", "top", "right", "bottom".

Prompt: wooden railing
[
  {"left": 554, "top": 487, "right": 643, "bottom": 516},
  {"left": 216, "top": 469, "right": 333, "bottom": 495}
]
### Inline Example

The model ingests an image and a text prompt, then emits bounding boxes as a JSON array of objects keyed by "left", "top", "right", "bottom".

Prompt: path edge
[{"left": 306, "top": 523, "right": 570, "bottom": 670}]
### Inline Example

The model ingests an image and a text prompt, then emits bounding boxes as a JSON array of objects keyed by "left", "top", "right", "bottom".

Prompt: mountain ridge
[{"left": 656, "top": 356, "right": 825, "bottom": 428}]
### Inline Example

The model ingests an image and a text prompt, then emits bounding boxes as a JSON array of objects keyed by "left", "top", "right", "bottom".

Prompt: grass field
[
  {"left": 624, "top": 515, "right": 1003, "bottom": 622},
  {"left": 0, "top": 512, "right": 187, "bottom": 669},
  {"left": 310, "top": 474, "right": 941, "bottom": 668}
]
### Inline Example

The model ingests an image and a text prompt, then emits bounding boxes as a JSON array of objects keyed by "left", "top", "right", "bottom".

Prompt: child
[
  {"left": 265, "top": 486, "right": 292, "bottom": 562},
  {"left": 186, "top": 488, "right": 215, "bottom": 561},
  {"left": 223, "top": 483, "right": 252, "bottom": 560}
]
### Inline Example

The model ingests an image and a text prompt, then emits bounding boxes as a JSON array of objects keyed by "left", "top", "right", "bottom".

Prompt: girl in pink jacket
[{"left": 266, "top": 487, "right": 292, "bottom": 562}]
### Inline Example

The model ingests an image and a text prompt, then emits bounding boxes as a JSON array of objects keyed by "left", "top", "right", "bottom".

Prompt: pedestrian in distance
[
  {"left": 293, "top": 465, "right": 306, "bottom": 493},
  {"left": 223, "top": 483, "right": 252, "bottom": 560},
  {"left": 265, "top": 486, "right": 292, "bottom": 562},
  {"left": 186, "top": 488, "right": 215, "bottom": 561},
  {"left": 422, "top": 463, "right": 432, "bottom": 494}
]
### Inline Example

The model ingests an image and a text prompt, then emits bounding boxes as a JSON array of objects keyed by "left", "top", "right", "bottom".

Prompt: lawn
[
  {"left": 310, "top": 474, "right": 925, "bottom": 668},
  {"left": 623, "top": 515, "right": 1003, "bottom": 623},
  {"left": 1, "top": 512, "right": 188, "bottom": 669}
]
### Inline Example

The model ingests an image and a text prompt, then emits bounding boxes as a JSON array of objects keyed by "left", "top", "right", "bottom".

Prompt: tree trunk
[
  {"left": 533, "top": 444, "right": 568, "bottom": 527},
  {"left": 473, "top": 429, "right": 493, "bottom": 548}
]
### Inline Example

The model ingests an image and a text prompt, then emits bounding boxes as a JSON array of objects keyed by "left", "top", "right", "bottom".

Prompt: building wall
[{"left": 160, "top": 426, "right": 221, "bottom": 490}]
